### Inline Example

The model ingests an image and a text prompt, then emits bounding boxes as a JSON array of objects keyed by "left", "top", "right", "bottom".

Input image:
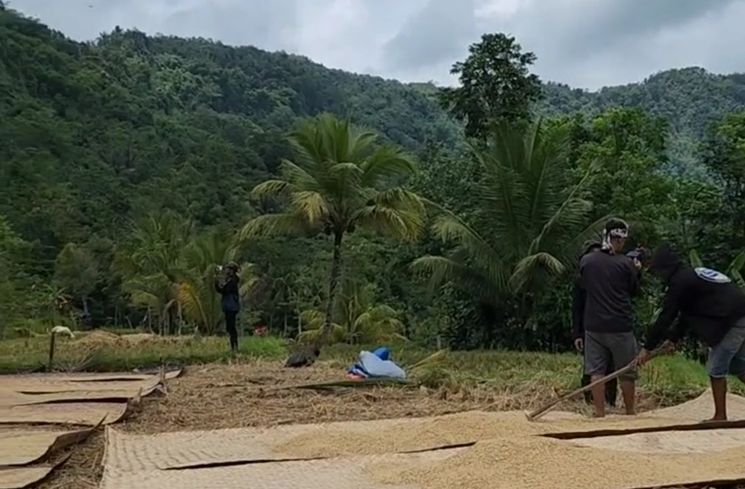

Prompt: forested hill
[
  {"left": 541, "top": 69, "right": 745, "bottom": 172},
  {"left": 0, "top": 6, "right": 459, "bottom": 253},
  {"left": 542, "top": 69, "right": 745, "bottom": 137},
  {"left": 2, "top": 3, "right": 745, "bottom": 252}
]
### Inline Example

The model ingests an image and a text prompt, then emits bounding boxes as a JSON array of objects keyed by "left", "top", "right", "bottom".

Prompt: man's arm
[
  {"left": 571, "top": 280, "right": 585, "bottom": 341},
  {"left": 668, "top": 317, "right": 689, "bottom": 344},
  {"left": 628, "top": 259, "right": 642, "bottom": 297},
  {"left": 644, "top": 282, "right": 684, "bottom": 350}
]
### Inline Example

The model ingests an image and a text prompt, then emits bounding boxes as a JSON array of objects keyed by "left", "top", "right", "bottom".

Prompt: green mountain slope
[
  {"left": 0, "top": 6, "right": 459, "bottom": 254},
  {"left": 3, "top": 4, "right": 745, "bottom": 252},
  {"left": 541, "top": 68, "right": 745, "bottom": 173}
]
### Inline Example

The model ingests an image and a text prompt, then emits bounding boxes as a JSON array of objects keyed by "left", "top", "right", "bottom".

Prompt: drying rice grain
[{"left": 369, "top": 436, "right": 745, "bottom": 489}]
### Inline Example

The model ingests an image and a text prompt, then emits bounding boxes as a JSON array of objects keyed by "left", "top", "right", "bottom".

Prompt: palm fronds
[
  {"left": 417, "top": 119, "right": 597, "bottom": 317},
  {"left": 241, "top": 114, "right": 426, "bottom": 348}
]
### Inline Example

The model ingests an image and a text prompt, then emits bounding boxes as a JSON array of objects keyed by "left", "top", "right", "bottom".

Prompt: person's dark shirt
[
  {"left": 215, "top": 273, "right": 240, "bottom": 313},
  {"left": 579, "top": 251, "right": 640, "bottom": 334},
  {"left": 645, "top": 243, "right": 745, "bottom": 349}
]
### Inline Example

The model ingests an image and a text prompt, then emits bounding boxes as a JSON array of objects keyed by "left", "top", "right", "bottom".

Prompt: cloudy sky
[{"left": 8, "top": 0, "right": 745, "bottom": 90}]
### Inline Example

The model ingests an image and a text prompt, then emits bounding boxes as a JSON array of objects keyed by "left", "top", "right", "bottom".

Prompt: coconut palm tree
[
  {"left": 242, "top": 114, "right": 425, "bottom": 354},
  {"left": 413, "top": 120, "right": 603, "bottom": 325},
  {"left": 298, "top": 280, "right": 405, "bottom": 344}
]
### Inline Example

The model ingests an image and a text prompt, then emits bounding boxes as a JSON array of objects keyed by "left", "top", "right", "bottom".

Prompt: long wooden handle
[
  {"left": 525, "top": 342, "right": 672, "bottom": 421},
  {"left": 526, "top": 361, "right": 636, "bottom": 421}
]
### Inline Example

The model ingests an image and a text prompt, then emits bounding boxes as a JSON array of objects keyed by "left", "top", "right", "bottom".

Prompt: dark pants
[{"left": 225, "top": 311, "right": 238, "bottom": 352}]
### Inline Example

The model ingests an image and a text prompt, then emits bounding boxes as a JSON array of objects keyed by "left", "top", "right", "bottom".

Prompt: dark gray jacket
[{"left": 579, "top": 250, "right": 640, "bottom": 334}]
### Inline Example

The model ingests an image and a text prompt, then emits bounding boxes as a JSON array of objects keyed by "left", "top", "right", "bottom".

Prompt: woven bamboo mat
[
  {"left": 0, "top": 402, "right": 128, "bottom": 426},
  {"left": 0, "top": 455, "right": 68, "bottom": 489},
  {"left": 0, "top": 370, "right": 175, "bottom": 425},
  {"left": 0, "top": 373, "right": 166, "bottom": 396},
  {"left": 0, "top": 466, "right": 55, "bottom": 489},
  {"left": 99, "top": 392, "right": 745, "bottom": 489},
  {"left": 103, "top": 392, "right": 745, "bottom": 471},
  {"left": 99, "top": 438, "right": 745, "bottom": 489},
  {"left": 571, "top": 427, "right": 745, "bottom": 454},
  {"left": 0, "top": 428, "right": 91, "bottom": 466},
  {"left": 100, "top": 450, "right": 462, "bottom": 489}
]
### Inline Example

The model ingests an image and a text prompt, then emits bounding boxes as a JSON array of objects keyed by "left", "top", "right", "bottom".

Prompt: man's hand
[
  {"left": 659, "top": 339, "right": 676, "bottom": 355},
  {"left": 574, "top": 338, "right": 584, "bottom": 352},
  {"left": 633, "top": 258, "right": 642, "bottom": 270},
  {"left": 636, "top": 348, "right": 652, "bottom": 366}
]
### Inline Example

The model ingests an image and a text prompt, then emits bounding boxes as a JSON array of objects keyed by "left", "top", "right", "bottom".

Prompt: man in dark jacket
[
  {"left": 637, "top": 242, "right": 745, "bottom": 421},
  {"left": 573, "top": 241, "right": 617, "bottom": 407},
  {"left": 580, "top": 219, "right": 642, "bottom": 417},
  {"left": 215, "top": 262, "right": 241, "bottom": 352}
]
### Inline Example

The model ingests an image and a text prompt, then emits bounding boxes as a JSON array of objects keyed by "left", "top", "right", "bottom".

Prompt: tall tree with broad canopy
[
  {"left": 242, "top": 114, "right": 426, "bottom": 359},
  {"left": 440, "top": 33, "right": 542, "bottom": 139}
]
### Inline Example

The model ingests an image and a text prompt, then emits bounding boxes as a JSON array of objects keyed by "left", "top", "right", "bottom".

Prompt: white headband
[{"left": 602, "top": 225, "right": 629, "bottom": 252}]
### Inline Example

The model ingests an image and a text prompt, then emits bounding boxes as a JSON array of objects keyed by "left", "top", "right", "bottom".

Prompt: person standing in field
[
  {"left": 637, "top": 242, "right": 745, "bottom": 421},
  {"left": 580, "top": 219, "right": 642, "bottom": 417},
  {"left": 572, "top": 240, "right": 617, "bottom": 407},
  {"left": 215, "top": 262, "right": 241, "bottom": 353}
]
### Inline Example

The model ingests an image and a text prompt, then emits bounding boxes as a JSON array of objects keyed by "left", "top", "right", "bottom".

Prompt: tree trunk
[{"left": 316, "top": 231, "right": 344, "bottom": 350}]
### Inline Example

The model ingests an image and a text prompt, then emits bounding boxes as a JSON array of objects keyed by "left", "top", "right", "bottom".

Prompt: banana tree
[
  {"left": 298, "top": 281, "right": 405, "bottom": 344},
  {"left": 177, "top": 231, "right": 257, "bottom": 335}
]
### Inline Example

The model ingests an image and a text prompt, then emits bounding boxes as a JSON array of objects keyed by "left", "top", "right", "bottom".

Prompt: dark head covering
[
  {"left": 649, "top": 242, "right": 684, "bottom": 284},
  {"left": 581, "top": 240, "right": 602, "bottom": 256}
]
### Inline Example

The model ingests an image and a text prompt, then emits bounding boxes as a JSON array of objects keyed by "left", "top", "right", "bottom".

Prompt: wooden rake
[{"left": 525, "top": 342, "right": 673, "bottom": 422}]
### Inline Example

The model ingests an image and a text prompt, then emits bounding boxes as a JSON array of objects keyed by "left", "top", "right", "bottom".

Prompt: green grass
[
  {"left": 1, "top": 335, "right": 743, "bottom": 407},
  {"left": 0, "top": 334, "right": 286, "bottom": 373},
  {"left": 322, "top": 343, "right": 745, "bottom": 404}
]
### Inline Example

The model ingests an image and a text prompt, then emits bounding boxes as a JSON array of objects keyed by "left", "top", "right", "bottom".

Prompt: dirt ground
[{"left": 36, "top": 360, "right": 744, "bottom": 489}]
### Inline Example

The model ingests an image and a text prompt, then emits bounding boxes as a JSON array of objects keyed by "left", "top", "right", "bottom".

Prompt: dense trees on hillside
[{"left": 1, "top": 6, "right": 745, "bottom": 353}]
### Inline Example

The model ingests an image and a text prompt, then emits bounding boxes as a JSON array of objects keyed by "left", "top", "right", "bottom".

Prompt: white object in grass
[{"left": 50, "top": 326, "right": 75, "bottom": 339}]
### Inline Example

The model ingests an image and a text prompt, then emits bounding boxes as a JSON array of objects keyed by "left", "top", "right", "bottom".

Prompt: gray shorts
[
  {"left": 707, "top": 317, "right": 745, "bottom": 378},
  {"left": 585, "top": 331, "right": 638, "bottom": 381}
]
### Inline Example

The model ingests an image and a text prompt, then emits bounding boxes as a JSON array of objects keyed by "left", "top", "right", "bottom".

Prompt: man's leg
[
  {"left": 581, "top": 374, "right": 592, "bottom": 404},
  {"left": 620, "top": 380, "right": 636, "bottom": 415},
  {"left": 710, "top": 377, "right": 728, "bottom": 421},
  {"left": 706, "top": 319, "right": 745, "bottom": 421},
  {"left": 605, "top": 363, "right": 617, "bottom": 407},
  {"left": 611, "top": 332, "right": 638, "bottom": 415},
  {"left": 585, "top": 332, "right": 611, "bottom": 418},
  {"left": 590, "top": 377, "right": 606, "bottom": 417},
  {"left": 226, "top": 312, "right": 238, "bottom": 352}
]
